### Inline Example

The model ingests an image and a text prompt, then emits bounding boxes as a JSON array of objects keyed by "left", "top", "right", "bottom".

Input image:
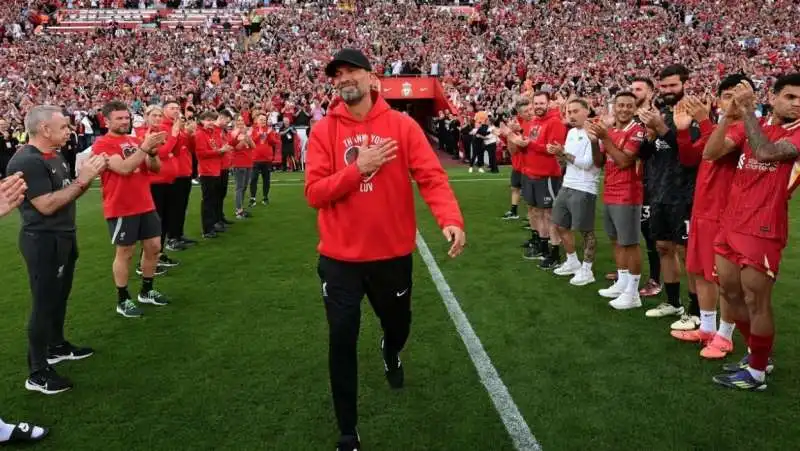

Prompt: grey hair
[{"left": 24, "top": 105, "right": 63, "bottom": 137}]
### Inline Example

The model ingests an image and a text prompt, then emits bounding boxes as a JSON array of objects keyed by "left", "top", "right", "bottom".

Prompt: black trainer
[
  {"left": 158, "top": 254, "right": 179, "bottom": 267},
  {"left": 179, "top": 236, "right": 198, "bottom": 245},
  {"left": 47, "top": 342, "right": 94, "bottom": 365},
  {"left": 539, "top": 256, "right": 559, "bottom": 270},
  {"left": 136, "top": 265, "right": 167, "bottom": 276},
  {"left": 335, "top": 433, "right": 361, "bottom": 451},
  {"left": 25, "top": 366, "right": 73, "bottom": 395},
  {"left": 381, "top": 338, "right": 404, "bottom": 389},
  {"left": 203, "top": 231, "right": 218, "bottom": 239}
]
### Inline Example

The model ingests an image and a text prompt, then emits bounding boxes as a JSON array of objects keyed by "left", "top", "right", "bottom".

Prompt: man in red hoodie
[
  {"left": 305, "top": 49, "right": 466, "bottom": 451},
  {"left": 513, "top": 91, "right": 568, "bottom": 269}
]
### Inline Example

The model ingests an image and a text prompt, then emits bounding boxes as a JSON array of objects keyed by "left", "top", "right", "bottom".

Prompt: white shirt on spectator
[{"left": 562, "top": 127, "right": 599, "bottom": 195}]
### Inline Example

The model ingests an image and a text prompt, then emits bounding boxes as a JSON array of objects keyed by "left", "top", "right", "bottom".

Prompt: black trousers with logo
[
  {"left": 19, "top": 231, "right": 78, "bottom": 374},
  {"left": 317, "top": 254, "right": 413, "bottom": 436}
]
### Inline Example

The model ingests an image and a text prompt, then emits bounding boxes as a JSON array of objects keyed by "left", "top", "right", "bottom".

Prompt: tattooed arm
[{"left": 744, "top": 113, "right": 799, "bottom": 162}]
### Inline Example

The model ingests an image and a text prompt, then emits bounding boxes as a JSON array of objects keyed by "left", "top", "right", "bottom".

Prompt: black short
[
  {"left": 107, "top": 211, "right": 162, "bottom": 246},
  {"left": 649, "top": 203, "right": 691, "bottom": 245},
  {"left": 510, "top": 170, "right": 523, "bottom": 189},
  {"left": 522, "top": 176, "right": 561, "bottom": 209}
]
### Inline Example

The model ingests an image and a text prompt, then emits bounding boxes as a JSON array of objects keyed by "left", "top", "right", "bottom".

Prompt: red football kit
[
  {"left": 602, "top": 121, "right": 646, "bottom": 205},
  {"left": 92, "top": 134, "right": 155, "bottom": 219},
  {"left": 714, "top": 118, "right": 800, "bottom": 279},
  {"left": 675, "top": 119, "right": 737, "bottom": 282}
]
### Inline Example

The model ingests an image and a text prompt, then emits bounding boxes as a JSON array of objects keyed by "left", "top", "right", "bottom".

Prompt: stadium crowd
[{"left": 1, "top": 0, "right": 800, "bottom": 448}]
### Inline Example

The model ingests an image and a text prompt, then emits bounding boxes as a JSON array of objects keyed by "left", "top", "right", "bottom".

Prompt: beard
[
  {"left": 660, "top": 90, "right": 684, "bottom": 107},
  {"left": 340, "top": 85, "right": 365, "bottom": 105}
]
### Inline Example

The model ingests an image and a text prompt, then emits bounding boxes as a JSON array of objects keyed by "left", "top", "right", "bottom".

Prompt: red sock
[
  {"left": 735, "top": 321, "right": 751, "bottom": 345},
  {"left": 748, "top": 334, "right": 774, "bottom": 372}
]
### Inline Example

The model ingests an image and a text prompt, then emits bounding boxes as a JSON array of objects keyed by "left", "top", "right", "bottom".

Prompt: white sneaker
[
  {"left": 554, "top": 260, "right": 581, "bottom": 276},
  {"left": 569, "top": 268, "right": 595, "bottom": 286},
  {"left": 469, "top": 167, "right": 474, "bottom": 173},
  {"left": 598, "top": 279, "right": 625, "bottom": 298},
  {"left": 478, "top": 167, "right": 485, "bottom": 173},
  {"left": 670, "top": 314, "right": 701, "bottom": 330},
  {"left": 645, "top": 303, "right": 685, "bottom": 318},
  {"left": 609, "top": 292, "right": 642, "bottom": 310}
]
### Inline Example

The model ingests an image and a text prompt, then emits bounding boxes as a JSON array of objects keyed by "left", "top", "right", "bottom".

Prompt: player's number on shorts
[
  {"left": 641, "top": 206, "right": 651, "bottom": 221},
  {"left": 684, "top": 220, "right": 690, "bottom": 240}
]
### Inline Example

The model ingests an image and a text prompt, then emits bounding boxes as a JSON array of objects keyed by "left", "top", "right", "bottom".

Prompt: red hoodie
[
  {"left": 194, "top": 125, "right": 224, "bottom": 177},
  {"left": 521, "top": 108, "right": 567, "bottom": 178},
  {"left": 305, "top": 94, "right": 464, "bottom": 262}
]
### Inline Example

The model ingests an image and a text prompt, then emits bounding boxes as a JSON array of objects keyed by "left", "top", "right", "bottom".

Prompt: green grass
[{"left": 1, "top": 168, "right": 798, "bottom": 450}]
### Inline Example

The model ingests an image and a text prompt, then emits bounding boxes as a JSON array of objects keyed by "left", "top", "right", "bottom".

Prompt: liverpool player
[
  {"left": 638, "top": 64, "right": 700, "bottom": 326},
  {"left": 589, "top": 92, "right": 646, "bottom": 309},
  {"left": 629, "top": 77, "right": 662, "bottom": 296},
  {"left": 670, "top": 75, "right": 754, "bottom": 359},
  {"left": 92, "top": 101, "right": 171, "bottom": 318},
  {"left": 711, "top": 73, "right": 800, "bottom": 390}
]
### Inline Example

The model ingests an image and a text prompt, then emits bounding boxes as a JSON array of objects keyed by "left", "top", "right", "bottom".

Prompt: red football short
[
  {"left": 713, "top": 230, "right": 785, "bottom": 280},
  {"left": 686, "top": 217, "right": 719, "bottom": 283}
]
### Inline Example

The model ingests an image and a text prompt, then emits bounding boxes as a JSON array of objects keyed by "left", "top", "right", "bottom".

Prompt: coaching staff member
[
  {"left": 7, "top": 105, "right": 107, "bottom": 395},
  {"left": 305, "top": 49, "right": 466, "bottom": 451}
]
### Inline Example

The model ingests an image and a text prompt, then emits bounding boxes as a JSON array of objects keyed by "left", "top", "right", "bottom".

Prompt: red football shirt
[
  {"left": 692, "top": 122, "right": 745, "bottom": 221},
  {"left": 602, "top": 121, "right": 645, "bottom": 205},
  {"left": 720, "top": 118, "right": 800, "bottom": 245},
  {"left": 92, "top": 134, "right": 155, "bottom": 219}
]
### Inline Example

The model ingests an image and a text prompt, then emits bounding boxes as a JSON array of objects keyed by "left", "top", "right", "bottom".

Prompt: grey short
[
  {"left": 552, "top": 187, "right": 596, "bottom": 232},
  {"left": 604, "top": 204, "right": 642, "bottom": 246},
  {"left": 510, "top": 170, "right": 523, "bottom": 189},
  {"left": 107, "top": 211, "right": 161, "bottom": 247},
  {"left": 522, "top": 176, "right": 561, "bottom": 209}
]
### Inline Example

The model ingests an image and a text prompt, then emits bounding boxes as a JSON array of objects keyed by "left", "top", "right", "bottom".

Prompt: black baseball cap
[{"left": 325, "top": 48, "right": 372, "bottom": 77}]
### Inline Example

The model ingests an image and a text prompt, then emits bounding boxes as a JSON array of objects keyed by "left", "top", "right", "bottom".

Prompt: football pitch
[{"left": 1, "top": 168, "right": 798, "bottom": 450}]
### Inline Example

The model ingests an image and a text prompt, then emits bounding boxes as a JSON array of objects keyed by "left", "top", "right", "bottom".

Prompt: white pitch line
[{"left": 415, "top": 230, "right": 541, "bottom": 451}]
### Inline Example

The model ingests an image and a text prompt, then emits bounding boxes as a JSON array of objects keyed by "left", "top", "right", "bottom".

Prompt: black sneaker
[
  {"left": 539, "top": 256, "right": 559, "bottom": 270},
  {"left": 520, "top": 238, "right": 535, "bottom": 248},
  {"left": 202, "top": 231, "right": 218, "bottom": 239},
  {"left": 138, "top": 289, "right": 170, "bottom": 306},
  {"left": 25, "top": 366, "right": 72, "bottom": 395},
  {"left": 158, "top": 254, "right": 179, "bottom": 267},
  {"left": 501, "top": 211, "right": 519, "bottom": 220},
  {"left": 179, "top": 236, "right": 198, "bottom": 245},
  {"left": 523, "top": 244, "right": 543, "bottom": 260},
  {"left": 381, "top": 338, "right": 404, "bottom": 389},
  {"left": 261, "top": 199, "right": 269, "bottom": 206},
  {"left": 47, "top": 342, "right": 94, "bottom": 365},
  {"left": 214, "top": 223, "right": 226, "bottom": 233},
  {"left": 165, "top": 239, "right": 188, "bottom": 252},
  {"left": 136, "top": 265, "right": 167, "bottom": 276},
  {"left": 335, "top": 433, "right": 361, "bottom": 451}
]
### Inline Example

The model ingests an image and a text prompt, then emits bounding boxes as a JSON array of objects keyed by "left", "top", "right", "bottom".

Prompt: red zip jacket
[
  {"left": 194, "top": 125, "right": 223, "bottom": 176},
  {"left": 521, "top": 108, "right": 567, "bottom": 178},
  {"left": 250, "top": 126, "right": 278, "bottom": 162},
  {"left": 229, "top": 128, "right": 254, "bottom": 168},
  {"left": 132, "top": 126, "right": 177, "bottom": 184},
  {"left": 218, "top": 126, "right": 234, "bottom": 170},
  {"left": 163, "top": 118, "right": 193, "bottom": 178},
  {"left": 305, "top": 94, "right": 464, "bottom": 262}
]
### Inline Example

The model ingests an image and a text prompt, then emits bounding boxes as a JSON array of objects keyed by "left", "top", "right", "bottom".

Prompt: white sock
[
  {"left": 566, "top": 252, "right": 578, "bottom": 264},
  {"left": 0, "top": 419, "right": 45, "bottom": 442},
  {"left": 717, "top": 320, "right": 736, "bottom": 341},
  {"left": 626, "top": 273, "right": 641, "bottom": 295},
  {"left": 617, "top": 269, "right": 630, "bottom": 288},
  {"left": 700, "top": 310, "right": 717, "bottom": 334},
  {"left": 0, "top": 419, "right": 10, "bottom": 442},
  {"left": 582, "top": 261, "right": 593, "bottom": 271},
  {"left": 746, "top": 367, "right": 766, "bottom": 382}
]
